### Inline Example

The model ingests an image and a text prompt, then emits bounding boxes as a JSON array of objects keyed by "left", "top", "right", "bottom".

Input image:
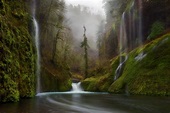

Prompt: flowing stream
[
  {"left": 1, "top": 83, "right": 169, "bottom": 113},
  {"left": 0, "top": 94, "right": 169, "bottom": 112}
]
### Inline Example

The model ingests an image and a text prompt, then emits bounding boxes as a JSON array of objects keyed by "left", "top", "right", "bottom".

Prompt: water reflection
[{"left": 0, "top": 93, "right": 170, "bottom": 113}]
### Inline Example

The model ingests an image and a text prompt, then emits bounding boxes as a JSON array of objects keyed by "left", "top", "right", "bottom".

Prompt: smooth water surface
[{"left": 0, "top": 92, "right": 169, "bottom": 113}]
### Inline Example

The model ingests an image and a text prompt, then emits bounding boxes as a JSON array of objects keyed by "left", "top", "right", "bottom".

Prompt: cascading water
[
  {"left": 114, "top": 0, "right": 143, "bottom": 81},
  {"left": 32, "top": 0, "right": 41, "bottom": 93},
  {"left": 71, "top": 82, "right": 83, "bottom": 93},
  {"left": 33, "top": 18, "right": 41, "bottom": 93},
  {"left": 119, "top": 12, "right": 128, "bottom": 54},
  {"left": 128, "top": 0, "right": 143, "bottom": 49},
  {"left": 114, "top": 12, "right": 128, "bottom": 81},
  {"left": 114, "top": 55, "right": 128, "bottom": 81}
]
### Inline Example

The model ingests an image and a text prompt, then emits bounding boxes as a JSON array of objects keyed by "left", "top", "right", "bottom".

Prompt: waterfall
[
  {"left": 119, "top": 12, "right": 127, "bottom": 55},
  {"left": 33, "top": 18, "right": 41, "bottom": 93},
  {"left": 114, "top": 55, "right": 128, "bottom": 81},
  {"left": 114, "top": 0, "right": 143, "bottom": 81},
  {"left": 32, "top": 0, "right": 41, "bottom": 93},
  {"left": 71, "top": 82, "right": 83, "bottom": 93},
  {"left": 114, "top": 12, "right": 128, "bottom": 81},
  {"left": 128, "top": 0, "right": 143, "bottom": 49}
]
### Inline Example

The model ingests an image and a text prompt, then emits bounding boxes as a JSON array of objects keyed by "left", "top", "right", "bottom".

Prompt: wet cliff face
[{"left": 0, "top": 0, "right": 36, "bottom": 102}]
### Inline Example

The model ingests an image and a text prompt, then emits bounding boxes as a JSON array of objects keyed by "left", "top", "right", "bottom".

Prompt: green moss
[
  {"left": 109, "top": 33, "right": 170, "bottom": 96},
  {"left": 147, "top": 21, "right": 165, "bottom": 40},
  {"left": 0, "top": 73, "right": 19, "bottom": 102},
  {"left": 81, "top": 56, "right": 122, "bottom": 92},
  {"left": 0, "top": 0, "right": 36, "bottom": 102},
  {"left": 97, "top": 74, "right": 114, "bottom": 91},
  {"left": 59, "top": 78, "right": 72, "bottom": 91},
  {"left": 81, "top": 72, "right": 114, "bottom": 92},
  {"left": 0, "top": 0, "right": 5, "bottom": 15},
  {"left": 81, "top": 77, "right": 99, "bottom": 91},
  {"left": 82, "top": 33, "right": 170, "bottom": 96}
]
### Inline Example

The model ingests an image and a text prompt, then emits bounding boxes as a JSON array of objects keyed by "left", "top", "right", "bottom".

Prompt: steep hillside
[
  {"left": 109, "top": 33, "right": 170, "bottom": 95},
  {"left": 82, "top": 33, "right": 170, "bottom": 96}
]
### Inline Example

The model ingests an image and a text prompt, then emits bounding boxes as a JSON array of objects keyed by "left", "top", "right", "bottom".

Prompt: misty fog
[{"left": 64, "top": 1, "right": 105, "bottom": 53}]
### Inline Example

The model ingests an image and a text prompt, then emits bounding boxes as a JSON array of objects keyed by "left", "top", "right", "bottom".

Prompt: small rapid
[
  {"left": 36, "top": 82, "right": 108, "bottom": 96},
  {"left": 71, "top": 82, "right": 83, "bottom": 93}
]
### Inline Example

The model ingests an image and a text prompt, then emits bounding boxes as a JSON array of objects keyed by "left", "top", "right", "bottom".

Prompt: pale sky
[
  {"left": 64, "top": 0, "right": 106, "bottom": 50},
  {"left": 65, "top": 0, "right": 105, "bottom": 16}
]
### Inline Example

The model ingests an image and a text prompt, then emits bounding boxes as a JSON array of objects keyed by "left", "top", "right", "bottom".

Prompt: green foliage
[
  {"left": 109, "top": 33, "right": 170, "bottom": 96},
  {"left": 148, "top": 21, "right": 165, "bottom": 40},
  {"left": 81, "top": 26, "right": 89, "bottom": 78},
  {"left": 81, "top": 73, "right": 114, "bottom": 92},
  {"left": 81, "top": 77, "right": 99, "bottom": 91},
  {"left": 0, "top": 0, "right": 36, "bottom": 102},
  {"left": 82, "top": 33, "right": 170, "bottom": 96},
  {"left": 1, "top": 75, "right": 19, "bottom": 102},
  {"left": 81, "top": 60, "right": 114, "bottom": 92}
]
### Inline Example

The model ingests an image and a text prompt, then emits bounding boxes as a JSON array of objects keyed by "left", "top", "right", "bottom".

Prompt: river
[{"left": 0, "top": 83, "right": 170, "bottom": 113}]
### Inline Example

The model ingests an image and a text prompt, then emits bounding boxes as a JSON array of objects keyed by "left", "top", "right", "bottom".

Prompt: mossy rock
[
  {"left": 81, "top": 73, "right": 114, "bottom": 92},
  {"left": 109, "top": 33, "right": 170, "bottom": 96},
  {"left": 81, "top": 56, "right": 120, "bottom": 92},
  {"left": 0, "top": 0, "right": 36, "bottom": 102},
  {"left": 97, "top": 74, "right": 114, "bottom": 92},
  {"left": 81, "top": 77, "right": 99, "bottom": 91}
]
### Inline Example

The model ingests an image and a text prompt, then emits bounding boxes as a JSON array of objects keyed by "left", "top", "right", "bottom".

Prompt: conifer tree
[{"left": 81, "top": 26, "right": 89, "bottom": 78}]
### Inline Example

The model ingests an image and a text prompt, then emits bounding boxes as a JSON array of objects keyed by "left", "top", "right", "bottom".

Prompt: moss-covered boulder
[
  {"left": 81, "top": 61, "right": 116, "bottom": 92},
  {"left": 0, "top": 0, "right": 36, "bottom": 102},
  {"left": 81, "top": 73, "right": 113, "bottom": 92},
  {"left": 109, "top": 33, "right": 170, "bottom": 96}
]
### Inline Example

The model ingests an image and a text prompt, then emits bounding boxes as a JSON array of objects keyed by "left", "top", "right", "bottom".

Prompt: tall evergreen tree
[{"left": 81, "top": 26, "right": 89, "bottom": 78}]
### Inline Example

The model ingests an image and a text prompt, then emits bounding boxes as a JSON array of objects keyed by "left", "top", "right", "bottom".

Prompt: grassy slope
[{"left": 82, "top": 33, "right": 170, "bottom": 96}]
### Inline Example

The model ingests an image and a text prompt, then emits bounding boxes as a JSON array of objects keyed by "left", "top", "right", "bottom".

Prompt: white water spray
[
  {"left": 32, "top": 0, "right": 41, "bottom": 93},
  {"left": 114, "top": 56, "right": 128, "bottom": 81},
  {"left": 71, "top": 82, "right": 83, "bottom": 93},
  {"left": 114, "top": 12, "right": 128, "bottom": 81}
]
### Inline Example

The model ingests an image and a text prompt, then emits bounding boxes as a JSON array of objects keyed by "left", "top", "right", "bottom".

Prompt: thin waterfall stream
[
  {"left": 114, "top": 12, "right": 128, "bottom": 81},
  {"left": 32, "top": 0, "right": 41, "bottom": 93},
  {"left": 114, "top": 0, "right": 143, "bottom": 81},
  {"left": 33, "top": 18, "right": 40, "bottom": 93}
]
